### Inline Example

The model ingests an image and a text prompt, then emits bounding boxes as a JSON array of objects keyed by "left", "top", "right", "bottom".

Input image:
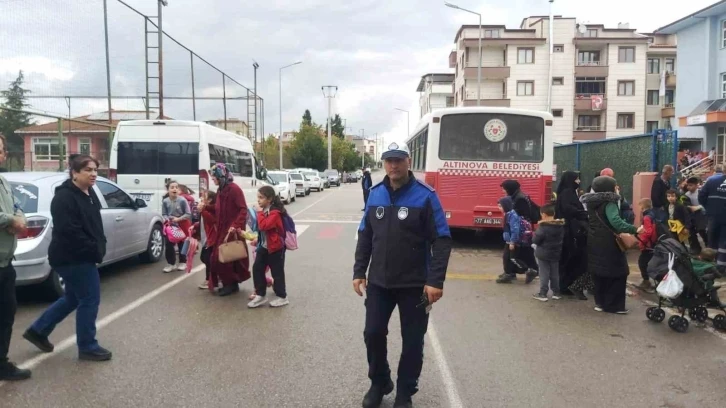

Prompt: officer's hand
[
  {"left": 424, "top": 285, "right": 443, "bottom": 304},
  {"left": 353, "top": 279, "right": 367, "bottom": 297}
]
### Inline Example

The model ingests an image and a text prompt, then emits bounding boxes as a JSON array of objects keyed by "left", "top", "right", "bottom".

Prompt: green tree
[
  {"left": 0, "top": 70, "right": 33, "bottom": 149},
  {"left": 260, "top": 136, "right": 281, "bottom": 169},
  {"left": 325, "top": 114, "right": 346, "bottom": 139},
  {"left": 289, "top": 123, "right": 326, "bottom": 170},
  {"left": 302, "top": 109, "right": 312, "bottom": 126}
]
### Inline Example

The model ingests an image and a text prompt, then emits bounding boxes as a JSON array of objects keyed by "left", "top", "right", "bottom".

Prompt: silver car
[{"left": 8, "top": 173, "right": 165, "bottom": 299}]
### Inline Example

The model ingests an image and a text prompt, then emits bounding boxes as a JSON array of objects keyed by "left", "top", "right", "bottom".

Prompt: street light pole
[
  {"left": 361, "top": 129, "right": 366, "bottom": 168},
  {"left": 322, "top": 85, "right": 338, "bottom": 170},
  {"left": 279, "top": 61, "right": 302, "bottom": 169},
  {"left": 445, "top": 2, "right": 482, "bottom": 106},
  {"left": 395, "top": 108, "right": 410, "bottom": 137}
]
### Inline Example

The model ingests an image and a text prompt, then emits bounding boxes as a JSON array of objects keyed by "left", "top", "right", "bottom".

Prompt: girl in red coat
[
  {"left": 248, "top": 186, "right": 289, "bottom": 308},
  {"left": 191, "top": 191, "right": 217, "bottom": 290}
]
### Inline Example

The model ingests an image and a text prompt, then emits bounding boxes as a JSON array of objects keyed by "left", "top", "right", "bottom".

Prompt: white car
[
  {"left": 267, "top": 171, "right": 296, "bottom": 204},
  {"left": 289, "top": 172, "right": 310, "bottom": 196},
  {"left": 301, "top": 170, "right": 325, "bottom": 192}
]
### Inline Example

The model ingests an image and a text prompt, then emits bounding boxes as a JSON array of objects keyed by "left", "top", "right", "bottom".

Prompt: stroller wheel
[
  {"left": 653, "top": 308, "right": 666, "bottom": 323},
  {"left": 714, "top": 314, "right": 726, "bottom": 331},
  {"left": 688, "top": 307, "right": 709, "bottom": 323},
  {"left": 668, "top": 315, "right": 689, "bottom": 333},
  {"left": 646, "top": 307, "right": 656, "bottom": 321}
]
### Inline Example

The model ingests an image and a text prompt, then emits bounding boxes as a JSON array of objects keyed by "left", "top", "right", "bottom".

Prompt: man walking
[
  {"left": 699, "top": 168, "right": 726, "bottom": 268},
  {"left": 651, "top": 165, "right": 674, "bottom": 223},
  {"left": 0, "top": 135, "right": 31, "bottom": 381},
  {"left": 353, "top": 142, "right": 452, "bottom": 408},
  {"left": 361, "top": 168, "right": 373, "bottom": 210}
]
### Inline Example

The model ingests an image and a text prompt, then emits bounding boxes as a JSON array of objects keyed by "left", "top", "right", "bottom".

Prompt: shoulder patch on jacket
[{"left": 416, "top": 179, "right": 435, "bottom": 192}]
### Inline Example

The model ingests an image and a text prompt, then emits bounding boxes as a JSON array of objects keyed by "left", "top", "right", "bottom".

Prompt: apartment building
[
  {"left": 450, "top": 17, "right": 651, "bottom": 143},
  {"left": 639, "top": 33, "right": 678, "bottom": 133},
  {"left": 656, "top": 0, "right": 726, "bottom": 157},
  {"left": 417, "top": 73, "right": 455, "bottom": 118}
]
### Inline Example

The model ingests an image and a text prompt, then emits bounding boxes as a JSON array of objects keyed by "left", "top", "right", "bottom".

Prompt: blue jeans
[{"left": 30, "top": 263, "right": 101, "bottom": 352}]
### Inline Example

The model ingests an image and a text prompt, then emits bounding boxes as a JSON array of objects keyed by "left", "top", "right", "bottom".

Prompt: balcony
[
  {"left": 463, "top": 98, "right": 511, "bottom": 107},
  {"left": 662, "top": 103, "right": 675, "bottom": 118},
  {"left": 666, "top": 72, "right": 676, "bottom": 87},
  {"left": 574, "top": 95, "right": 607, "bottom": 111},
  {"left": 573, "top": 126, "right": 606, "bottom": 141},
  {"left": 463, "top": 66, "right": 510, "bottom": 80},
  {"left": 574, "top": 60, "right": 608, "bottom": 77}
]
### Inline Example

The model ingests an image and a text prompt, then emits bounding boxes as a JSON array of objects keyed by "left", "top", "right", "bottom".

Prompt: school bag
[
  {"left": 519, "top": 216, "right": 534, "bottom": 245},
  {"left": 281, "top": 213, "right": 299, "bottom": 250}
]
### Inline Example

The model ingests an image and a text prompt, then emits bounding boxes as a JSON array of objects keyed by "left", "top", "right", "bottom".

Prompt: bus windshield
[{"left": 438, "top": 113, "right": 544, "bottom": 163}]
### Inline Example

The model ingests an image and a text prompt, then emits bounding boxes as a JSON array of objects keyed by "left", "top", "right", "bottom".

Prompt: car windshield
[
  {"left": 290, "top": 173, "right": 303, "bottom": 180},
  {"left": 324, "top": 170, "right": 338, "bottom": 177},
  {"left": 10, "top": 182, "right": 39, "bottom": 213},
  {"left": 303, "top": 172, "right": 317, "bottom": 178},
  {"left": 268, "top": 173, "right": 287, "bottom": 184}
]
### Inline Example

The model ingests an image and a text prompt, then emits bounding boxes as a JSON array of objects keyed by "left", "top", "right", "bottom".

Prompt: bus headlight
[{"left": 445, "top": 211, "right": 451, "bottom": 219}]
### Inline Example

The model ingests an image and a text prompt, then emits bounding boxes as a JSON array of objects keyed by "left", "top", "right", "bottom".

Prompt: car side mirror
[{"left": 135, "top": 198, "right": 147, "bottom": 208}]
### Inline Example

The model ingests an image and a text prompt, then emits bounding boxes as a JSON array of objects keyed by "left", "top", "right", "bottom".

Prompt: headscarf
[
  {"left": 498, "top": 196, "right": 514, "bottom": 213},
  {"left": 500, "top": 180, "right": 521, "bottom": 197},
  {"left": 210, "top": 163, "right": 233, "bottom": 188},
  {"left": 557, "top": 171, "right": 580, "bottom": 195}
]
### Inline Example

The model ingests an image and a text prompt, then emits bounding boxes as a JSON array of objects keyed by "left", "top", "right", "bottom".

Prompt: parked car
[
  {"left": 8, "top": 172, "right": 165, "bottom": 299},
  {"left": 267, "top": 170, "right": 296, "bottom": 204},
  {"left": 301, "top": 170, "right": 325, "bottom": 192},
  {"left": 324, "top": 169, "right": 341, "bottom": 187},
  {"left": 346, "top": 173, "right": 359, "bottom": 183},
  {"left": 289, "top": 172, "right": 310, "bottom": 196}
]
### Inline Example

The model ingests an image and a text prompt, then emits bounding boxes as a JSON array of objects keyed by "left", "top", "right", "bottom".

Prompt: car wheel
[
  {"left": 41, "top": 269, "right": 65, "bottom": 300},
  {"left": 140, "top": 224, "right": 164, "bottom": 263}
]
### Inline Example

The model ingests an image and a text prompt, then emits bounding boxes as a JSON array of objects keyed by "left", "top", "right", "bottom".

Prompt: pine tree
[{"left": 0, "top": 70, "right": 33, "bottom": 149}]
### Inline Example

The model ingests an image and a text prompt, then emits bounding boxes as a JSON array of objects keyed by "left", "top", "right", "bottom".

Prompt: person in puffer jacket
[{"left": 532, "top": 203, "right": 565, "bottom": 301}]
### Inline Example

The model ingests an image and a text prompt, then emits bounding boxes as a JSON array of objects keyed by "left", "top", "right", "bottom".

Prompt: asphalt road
[{"left": 2, "top": 174, "right": 726, "bottom": 408}]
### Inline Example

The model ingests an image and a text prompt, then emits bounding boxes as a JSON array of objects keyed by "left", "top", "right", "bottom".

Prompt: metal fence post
[
  {"left": 190, "top": 51, "right": 196, "bottom": 121},
  {"left": 672, "top": 130, "right": 679, "bottom": 171},
  {"left": 650, "top": 130, "right": 658, "bottom": 171},
  {"left": 575, "top": 143, "right": 581, "bottom": 170},
  {"left": 57, "top": 119, "right": 65, "bottom": 172}
]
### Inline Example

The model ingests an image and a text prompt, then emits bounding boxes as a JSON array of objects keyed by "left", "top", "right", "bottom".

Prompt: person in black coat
[
  {"left": 651, "top": 165, "right": 674, "bottom": 223},
  {"left": 24, "top": 155, "right": 112, "bottom": 362},
  {"left": 500, "top": 179, "right": 537, "bottom": 272},
  {"left": 555, "top": 171, "right": 588, "bottom": 296}
]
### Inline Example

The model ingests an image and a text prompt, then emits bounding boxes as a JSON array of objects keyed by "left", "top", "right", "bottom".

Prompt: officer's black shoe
[
  {"left": 393, "top": 393, "right": 413, "bottom": 408},
  {"left": 23, "top": 328, "right": 54, "bottom": 353},
  {"left": 0, "top": 361, "right": 31, "bottom": 381},
  {"left": 362, "top": 379, "right": 394, "bottom": 408},
  {"left": 79, "top": 347, "right": 113, "bottom": 362}
]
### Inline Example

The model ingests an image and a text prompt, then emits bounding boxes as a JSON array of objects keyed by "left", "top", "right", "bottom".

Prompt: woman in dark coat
[
  {"left": 580, "top": 176, "right": 639, "bottom": 314},
  {"left": 500, "top": 179, "right": 537, "bottom": 274},
  {"left": 209, "top": 164, "right": 251, "bottom": 296},
  {"left": 555, "top": 171, "right": 587, "bottom": 296}
]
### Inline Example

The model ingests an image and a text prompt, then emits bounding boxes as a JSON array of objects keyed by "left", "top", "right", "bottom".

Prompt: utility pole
[
  {"left": 253, "top": 61, "right": 259, "bottom": 148},
  {"left": 102, "top": 0, "right": 113, "bottom": 146},
  {"left": 322, "top": 86, "right": 338, "bottom": 170},
  {"left": 547, "top": 0, "right": 555, "bottom": 112},
  {"left": 158, "top": 0, "right": 168, "bottom": 118}
]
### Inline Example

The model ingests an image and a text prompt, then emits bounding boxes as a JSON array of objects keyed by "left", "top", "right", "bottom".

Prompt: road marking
[
  {"left": 428, "top": 319, "right": 464, "bottom": 408},
  {"left": 296, "top": 225, "right": 310, "bottom": 237},
  {"left": 317, "top": 225, "right": 344, "bottom": 240},
  {"left": 291, "top": 194, "right": 332, "bottom": 218},
  {"left": 446, "top": 273, "right": 498, "bottom": 281},
  {"left": 0, "top": 264, "right": 206, "bottom": 388}
]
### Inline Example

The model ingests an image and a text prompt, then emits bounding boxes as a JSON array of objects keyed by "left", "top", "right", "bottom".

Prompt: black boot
[
  {"left": 0, "top": 361, "right": 31, "bottom": 381},
  {"left": 571, "top": 288, "right": 588, "bottom": 300},
  {"left": 23, "top": 328, "right": 54, "bottom": 353},
  {"left": 79, "top": 346, "right": 113, "bottom": 362},
  {"left": 362, "top": 379, "right": 394, "bottom": 408},
  {"left": 218, "top": 284, "right": 240, "bottom": 297},
  {"left": 393, "top": 393, "right": 413, "bottom": 408}
]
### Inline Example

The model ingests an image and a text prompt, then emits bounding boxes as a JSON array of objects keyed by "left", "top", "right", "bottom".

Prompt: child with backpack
[
  {"left": 162, "top": 180, "right": 192, "bottom": 273},
  {"left": 191, "top": 191, "right": 217, "bottom": 290},
  {"left": 666, "top": 189, "right": 690, "bottom": 244},
  {"left": 496, "top": 196, "right": 535, "bottom": 284},
  {"left": 638, "top": 198, "right": 658, "bottom": 293},
  {"left": 531, "top": 203, "right": 565, "bottom": 301},
  {"left": 247, "top": 186, "right": 290, "bottom": 308}
]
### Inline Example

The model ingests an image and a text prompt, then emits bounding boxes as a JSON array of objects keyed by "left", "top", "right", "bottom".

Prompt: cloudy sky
[{"left": 0, "top": 0, "right": 717, "bottom": 147}]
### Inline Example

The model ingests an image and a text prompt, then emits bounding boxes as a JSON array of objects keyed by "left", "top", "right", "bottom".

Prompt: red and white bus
[{"left": 406, "top": 107, "right": 554, "bottom": 229}]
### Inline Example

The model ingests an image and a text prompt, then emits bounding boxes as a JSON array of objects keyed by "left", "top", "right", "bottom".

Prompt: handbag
[
  {"left": 593, "top": 210, "right": 639, "bottom": 252},
  {"left": 218, "top": 230, "right": 248, "bottom": 263},
  {"left": 163, "top": 222, "right": 187, "bottom": 244}
]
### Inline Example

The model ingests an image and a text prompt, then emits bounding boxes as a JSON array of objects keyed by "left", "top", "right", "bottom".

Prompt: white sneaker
[
  {"left": 163, "top": 265, "right": 175, "bottom": 273},
  {"left": 270, "top": 297, "right": 290, "bottom": 308},
  {"left": 198, "top": 281, "right": 208, "bottom": 290},
  {"left": 177, "top": 263, "right": 187, "bottom": 271},
  {"left": 247, "top": 295, "right": 268, "bottom": 308}
]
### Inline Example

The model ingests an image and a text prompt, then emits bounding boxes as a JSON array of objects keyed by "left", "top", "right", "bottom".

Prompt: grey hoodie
[
  {"left": 532, "top": 219, "right": 565, "bottom": 262},
  {"left": 0, "top": 175, "right": 24, "bottom": 267}
]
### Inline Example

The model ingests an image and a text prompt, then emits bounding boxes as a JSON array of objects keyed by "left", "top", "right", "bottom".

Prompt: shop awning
[{"left": 679, "top": 99, "right": 726, "bottom": 127}]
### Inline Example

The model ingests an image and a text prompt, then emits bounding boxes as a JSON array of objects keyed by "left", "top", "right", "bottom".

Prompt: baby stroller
[{"left": 645, "top": 237, "right": 726, "bottom": 333}]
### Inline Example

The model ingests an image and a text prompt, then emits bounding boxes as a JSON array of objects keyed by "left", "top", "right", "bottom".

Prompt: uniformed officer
[{"left": 353, "top": 142, "right": 452, "bottom": 408}]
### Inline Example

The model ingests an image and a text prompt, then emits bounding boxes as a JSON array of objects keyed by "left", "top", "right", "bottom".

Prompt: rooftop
[
  {"left": 16, "top": 110, "right": 172, "bottom": 134},
  {"left": 656, "top": 0, "right": 726, "bottom": 34},
  {"left": 416, "top": 73, "right": 455, "bottom": 92}
]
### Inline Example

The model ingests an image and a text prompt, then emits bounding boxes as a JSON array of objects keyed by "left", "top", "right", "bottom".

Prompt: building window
[
  {"left": 484, "top": 29, "right": 499, "bottom": 38},
  {"left": 553, "top": 44, "right": 564, "bottom": 53},
  {"left": 618, "top": 81, "right": 635, "bottom": 96},
  {"left": 722, "top": 20, "right": 726, "bottom": 48},
  {"left": 577, "top": 51, "right": 601, "bottom": 65},
  {"left": 552, "top": 109, "right": 563, "bottom": 117},
  {"left": 647, "top": 90, "right": 660, "bottom": 106},
  {"left": 722, "top": 73, "right": 726, "bottom": 98},
  {"left": 32, "top": 138, "right": 67, "bottom": 161},
  {"left": 618, "top": 47, "right": 635, "bottom": 63},
  {"left": 552, "top": 77, "right": 564, "bottom": 85},
  {"left": 517, "top": 48, "right": 534, "bottom": 64},
  {"left": 617, "top": 113, "right": 635, "bottom": 129},
  {"left": 665, "top": 58, "right": 675, "bottom": 73},
  {"left": 585, "top": 29, "right": 598, "bottom": 38},
  {"left": 577, "top": 115, "right": 601, "bottom": 130},
  {"left": 575, "top": 77, "right": 606, "bottom": 96},
  {"left": 646, "top": 121, "right": 659, "bottom": 133},
  {"left": 665, "top": 90, "right": 675, "bottom": 106},
  {"left": 647, "top": 58, "right": 660, "bottom": 74},
  {"left": 446, "top": 96, "right": 454, "bottom": 107},
  {"left": 517, "top": 81, "right": 534, "bottom": 96},
  {"left": 369, "top": 146, "right": 374, "bottom": 154},
  {"left": 79, "top": 138, "right": 92, "bottom": 156}
]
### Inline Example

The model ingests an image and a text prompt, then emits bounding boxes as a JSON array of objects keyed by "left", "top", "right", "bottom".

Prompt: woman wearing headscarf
[
  {"left": 555, "top": 171, "right": 588, "bottom": 297},
  {"left": 580, "top": 176, "right": 639, "bottom": 314},
  {"left": 209, "top": 164, "right": 251, "bottom": 296},
  {"left": 500, "top": 180, "right": 537, "bottom": 277}
]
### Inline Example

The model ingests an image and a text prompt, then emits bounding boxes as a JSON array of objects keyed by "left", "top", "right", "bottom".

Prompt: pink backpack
[{"left": 164, "top": 222, "right": 187, "bottom": 244}]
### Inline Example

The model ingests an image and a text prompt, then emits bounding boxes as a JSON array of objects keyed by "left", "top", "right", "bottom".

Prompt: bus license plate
[
  {"left": 474, "top": 217, "right": 502, "bottom": 225},
  {"left": 131, "top": 193, "right": 152, "bottom": 201}
]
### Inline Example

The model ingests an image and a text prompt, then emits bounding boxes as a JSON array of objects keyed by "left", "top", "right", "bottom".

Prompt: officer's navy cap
[{"left": 381, "top": 142, "right": 410, "bottom": 160}]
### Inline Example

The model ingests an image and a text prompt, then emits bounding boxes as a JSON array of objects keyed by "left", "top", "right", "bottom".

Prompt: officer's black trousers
[
  {"left": 0, "top": 265, "right": 17, "bottom": 364},
  {"left": 364, "top": 283, "right": 429, "bottom": 397}
]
